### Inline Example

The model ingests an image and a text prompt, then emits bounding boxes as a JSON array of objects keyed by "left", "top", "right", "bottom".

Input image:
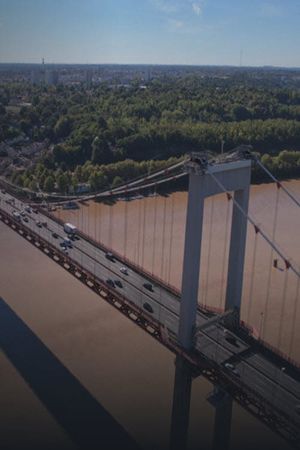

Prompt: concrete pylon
[
  {"left": 179, "top": 156, "right": 252, "bottom": 349},
  {"left": 169, "top": 356, "right": 193, "bottom": 450},
  {"left": 225, "top": 187, "right": 250, "bottom": 311},
  {"left": 210, "top": 387, "right": 233, "bottom": 450}
]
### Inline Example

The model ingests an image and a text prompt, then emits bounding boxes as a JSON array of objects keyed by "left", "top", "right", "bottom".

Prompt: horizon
[
  {"left": 0, "top": 0, "right": 299, "bottom": 67},
  {"left": 1, "top": 62, "right": 300, "bottom": 70}
]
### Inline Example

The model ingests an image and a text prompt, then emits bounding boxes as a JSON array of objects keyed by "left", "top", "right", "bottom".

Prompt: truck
[{"left": 63, "top": 222, "right": 77, "bottom": 235}]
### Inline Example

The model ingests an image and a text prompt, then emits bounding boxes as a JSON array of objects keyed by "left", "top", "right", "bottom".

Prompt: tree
[
  {"left": 91, "top": 136, "right": 111, "bottom": 164},
  {"left": 54, "top": 116, "right": 72, "bottom": 139},
  {"left": 57, "top": 173, "right": 69, "bottom": 193},
  {"left": 88, "top": 171, "right": 107, "bottom": 191},
  {"left": 111, "top": 176, "right": 123, "bottom": 188},
  {"left": 43, "top": 175, "right": 55, "bottom": 192},
  {"left": 29, "top": 180, "right": 38, "bottom": 191}
]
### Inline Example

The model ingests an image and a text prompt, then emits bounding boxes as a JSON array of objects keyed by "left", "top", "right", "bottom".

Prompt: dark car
[
  {"left": 224, "top": 363, "right": 240, "bottom": 377},
  {"left": 143, "top": 282, "right": 153, "bottom": 292},
  {"left": 23, "top": 217, "right": 29, "bottom": 223},
  {"left": 114, "top": 279, "right": 123, "bottom": 288},
  {"left": 143, "top": 302, "right": 154, "bottom": 314},
  {"left": 105, "top": 252, "right": 115, "bottom": 262},
  {"left": 52, "top": 232, "right": 58, "bottom": 239},
  {"left": 224, "top": 330, "right": 239, "bottom": 347},
  {"left": 106, "top": 278, "right": 115, "bottom": 288}
]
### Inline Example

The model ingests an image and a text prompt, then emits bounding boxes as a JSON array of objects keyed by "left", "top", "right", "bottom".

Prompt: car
[
  {"left": 143, "top": 302, "right": 154, "bottom": 314},
  {"left": 143, "top": 282, "right": 153, "bottom": 292},
  {"left": 63, "top": 237, "right": 73, "bottom": 248},
  {"left": 32, "top": 208, "right": 38, "bottom": 214},
  {"left": 60, "top": 242, "right": 66, "bottom": 248},
  {"left": 12, "top": 211, "right": 21, "bottom": 221},
  {"left": 25, "top": 206, "right": 32, "bottom": 213},
  {"left": 114, "top": 279, "right": 123, "bottom": 288},
  {"left": 224, "top": 330, "right": 239, "bottom": 347},
  {"left": 23, "top": 216, "right": 29, "bottom": 223},
  {"left": 224, "top": 363, "right": 240, "bottom": 377},
  {"left": 36, "top": 221, "right": 42, "bottom": 227},
  {"left": 120, "top": 267, "right": 128, "bottom": 275},
  {"left": 105, "top": 252, "right": 115, "bottom": 262},
  {"left": 20, "top": 211, "right": 26, "bottom": 217},
  {"left": 52, "top": 232, "right": 58, "bottom": 239},
  {"left": 106, "top": 278, "right": 115, "bottom": 288}
]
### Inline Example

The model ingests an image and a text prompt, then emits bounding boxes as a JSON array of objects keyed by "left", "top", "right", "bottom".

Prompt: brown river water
[{"left": 0, "top": 179, "right": 299, "bottom": 450}]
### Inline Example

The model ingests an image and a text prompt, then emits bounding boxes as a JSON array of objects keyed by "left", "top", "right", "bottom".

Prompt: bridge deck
[{"left": 0, "top": 190, "right": 299, "bottom": 448}]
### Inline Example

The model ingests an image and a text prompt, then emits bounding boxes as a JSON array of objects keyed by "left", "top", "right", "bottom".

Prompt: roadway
[{"left": 0, "top": 190, "right": 299, "bottom": 432}]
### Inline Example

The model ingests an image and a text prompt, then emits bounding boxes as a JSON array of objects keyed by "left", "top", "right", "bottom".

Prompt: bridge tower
[{"left": 179, "top": 152, "right": 252, "bottom": 349}]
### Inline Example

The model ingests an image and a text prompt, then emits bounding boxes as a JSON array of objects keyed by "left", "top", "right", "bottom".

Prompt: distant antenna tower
[{"left": 42, "top": 57, "right": 45, "bottom": 65}]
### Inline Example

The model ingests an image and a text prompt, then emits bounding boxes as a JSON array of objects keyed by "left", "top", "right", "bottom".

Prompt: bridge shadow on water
[{"left": 0, "top": 297, "right": 140, "bottom": 450}]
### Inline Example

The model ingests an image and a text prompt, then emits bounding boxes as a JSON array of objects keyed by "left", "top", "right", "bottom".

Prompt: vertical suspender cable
[
  {"left": 246, "top": 225, "right": 259, "bottom": 327},
  {"left": 108, "top": 202, "right": 113, "bottom": 250},
  {"left": 219, "top": 193, "right": 231, "bottom": 310},
  {"left": 80, "top": 203, "right": 84, "bottom": 234},
  {"left": 137, "top": 195, "right": 142, "bottom": 267},
  {"left": 94, "top": 201, "right": 96, "bottom": 242},
  {"left": 256, "top": 159, "right": 300, "bottom": 208},
  {"left": 86, "top": 203, "right": 89, "bottom": 235},
  {"left": 160, "top": 195, "right": 167, "bottom": 280},
  {"left": 262, "top": 184, "right": 280, "bottom": 339},
  {"left": 151, "top": 185, "right": 158, "bottom": 276},
  {"left": 98, "top": 201, "right": 102, "bottom": 244},
  {"left": 203, "top": 197, "right": 214, "bottom": 308},
  {"left": 277, "top": 264, "right": 290, "bottom": 351},
  {"left": 167, "top": 193, "right": 175, "bottom": 286},
  {"left": 141, "top": 194, "right": 147, "bottom": 269},
  {"left": 124, "top": 193, "right": 128, "bottom": 259},
  {"left": 288, "top": 276, "right": 300, "bottom": 359}
]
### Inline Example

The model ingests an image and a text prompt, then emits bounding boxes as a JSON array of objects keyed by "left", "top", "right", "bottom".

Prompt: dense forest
[{"left": 1, "top": 74, "right": 300, "bottom": 192}]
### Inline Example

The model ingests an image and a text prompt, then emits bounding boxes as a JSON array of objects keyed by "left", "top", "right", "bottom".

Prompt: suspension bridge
[{"left": 0, "top": 147, "right": 300, "bottom": 449}]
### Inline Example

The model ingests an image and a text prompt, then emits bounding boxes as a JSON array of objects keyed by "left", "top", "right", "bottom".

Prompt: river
[{"left": 0, "top": 179, "right": 299, "bottom": 450}]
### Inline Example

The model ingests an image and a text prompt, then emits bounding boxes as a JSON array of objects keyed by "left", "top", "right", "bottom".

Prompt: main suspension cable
[
  {"left": 207, "top": 169, "right": 300, "bottom": 279},
  {"left": 256, "top": 158, "right": 300, "bottom": 208}
]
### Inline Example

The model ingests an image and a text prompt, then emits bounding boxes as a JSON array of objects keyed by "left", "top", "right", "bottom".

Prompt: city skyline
[{"left": 0, "top": 0, "right": 300, "bottom": 67}]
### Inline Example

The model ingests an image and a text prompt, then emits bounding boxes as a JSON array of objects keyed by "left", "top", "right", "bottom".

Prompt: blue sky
[{"left": 0, "top": 0, "right": 299, "bottom": 66}]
